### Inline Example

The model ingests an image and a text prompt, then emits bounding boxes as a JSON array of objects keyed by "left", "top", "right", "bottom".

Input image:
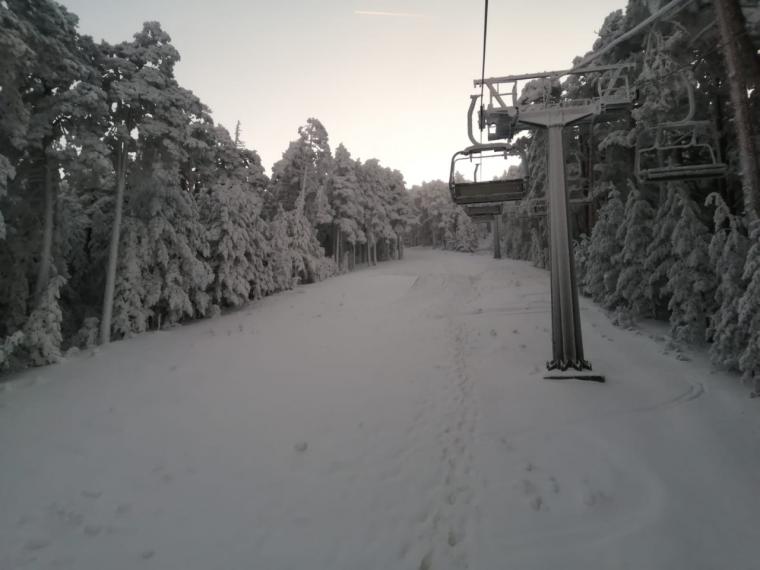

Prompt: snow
[{"left": 1, "top": 247, "right": 759, "bottom": 570}]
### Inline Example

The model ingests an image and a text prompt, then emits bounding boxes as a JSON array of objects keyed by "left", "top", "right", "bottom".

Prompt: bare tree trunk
[
  {"left": 34, "top": 158, "right": 56, "bottom": 305},
  {"left": 332, "top": 223, "right": 340, "bottom": 269},
  {"left": 714, "top": 0, "right": 760, "bottom": 221},
  {"left": 100, "top": 142, "right": 127, "bottom": 345},
  {"left": 338, "top": 231, "right": 342, "bottom": 269}
]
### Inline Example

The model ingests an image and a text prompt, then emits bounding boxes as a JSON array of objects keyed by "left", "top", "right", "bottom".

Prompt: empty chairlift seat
[
  {"left": 465, "top": 203, "right": 503, "bottom": 218},
  {"left": 450, "top": 143, "right": 527, "bottom": 205},
  {"left": 636, "top": 121, "right": 727, "bottom": 182}
]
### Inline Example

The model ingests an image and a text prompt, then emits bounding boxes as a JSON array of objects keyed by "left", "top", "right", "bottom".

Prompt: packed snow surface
[{"left": 2, "top": 248, "right": 759, "bottom": 570}]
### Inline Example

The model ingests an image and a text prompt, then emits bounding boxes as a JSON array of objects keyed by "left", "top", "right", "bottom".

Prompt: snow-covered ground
[{"left": 1, "top": 247, "right": 759, "bottom": 570}]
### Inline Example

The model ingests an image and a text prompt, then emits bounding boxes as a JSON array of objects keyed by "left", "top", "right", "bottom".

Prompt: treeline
[
  {"left": 0, "top": 1, "right": 414, "bottom": 370},
  {"left": 405, "top": 180, "right": 480, "bottom": 252},
  {"left": 499, "top": 1, "right": 760, "bottom": 388}
]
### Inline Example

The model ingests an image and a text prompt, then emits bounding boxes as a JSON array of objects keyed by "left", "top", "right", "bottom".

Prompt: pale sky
[{"left": 60, "top": 0, "right": 627, "bottom": 186}]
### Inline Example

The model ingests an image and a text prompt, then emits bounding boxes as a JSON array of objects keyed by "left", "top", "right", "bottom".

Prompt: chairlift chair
[
  {"left": 449, "top": 143, "right": 526, "bottom": 205},
  {"left": 635, "top": 120, "right": 727, "bottom": 182},
  {"left": 634, "top": 29, "right": 727, "bottom": 183},
  {"left": 465, "top": 203, "right": 503, "bottom": 218}
]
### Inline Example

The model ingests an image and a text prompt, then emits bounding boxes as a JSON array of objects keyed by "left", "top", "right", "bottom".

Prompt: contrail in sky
[{"left": 354, "top": 10, "right": 426, "bottom": 18}]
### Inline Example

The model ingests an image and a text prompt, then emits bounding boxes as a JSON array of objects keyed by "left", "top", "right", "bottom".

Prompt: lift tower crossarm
[{"left": 473, "top": 63, "right": 636, "bottom": 86}]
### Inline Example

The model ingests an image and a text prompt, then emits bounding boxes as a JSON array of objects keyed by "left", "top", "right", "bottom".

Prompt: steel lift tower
[{"left": 454, "top": 64, "right": 634, "bottom": 376}]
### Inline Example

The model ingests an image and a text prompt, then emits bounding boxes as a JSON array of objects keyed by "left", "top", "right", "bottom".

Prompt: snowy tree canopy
[{"left": 0, "top": 2, "right": 415, "bottom": 370}]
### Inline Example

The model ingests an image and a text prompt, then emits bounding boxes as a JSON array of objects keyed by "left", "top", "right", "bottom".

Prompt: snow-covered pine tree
[
  {"left": 530, "top": 226, "right": 547, "bottom": 268},
  {"left": 738, "top": 220, "right": 760, "bottom": 392},
  {"left": 98, "top": 22, "right": 186, "bottom": 342},
  {"left": 328, "top": 144, "right": 365, "bottom": 270},
  {"left": 583, "top": 185, "right": 625, "bottom": 309},
  {"left": 22, "top": 275, "right": 66, "bottom": 365},
  {"left": 706, "top": 193, "right": 750, "bottom": 371},
  {"left": 200, "top": 126, "right": 270, "bottom": 307},
  {"left": 453, "top": 210, "right": 478, "bottom": 252},
  {"left": 267, "top": 204, "right": 296, "bottom": 292},
  {"left": 110, "top": 217, "right": 150, "bottom": 338},
  {"left": 644, "top": 184, "right": 683, "bottom": 317},
  {"left": 664, "top": 191, "right": 716, "bottom": 345},
  {"left": 270, "top": 118, "right": 333, "bottom": 225},
  {"left": 613, "top": 182, "right": 655, "bottom": 319}
]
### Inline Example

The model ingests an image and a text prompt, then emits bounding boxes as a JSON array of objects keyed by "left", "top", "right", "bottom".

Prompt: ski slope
[{"left": 1, "top": 247, "right": 759, "bottom": 570}]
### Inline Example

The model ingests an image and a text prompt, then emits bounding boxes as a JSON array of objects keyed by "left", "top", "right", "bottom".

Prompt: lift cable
[
  {"left": 476, "top": 0, "right": 489, "bottom": 182},
  {"left": 573, "top": 0, "right": 690, "bottom": 69},
  {"left": 634, "top": 28, "right": 747, "bottom": 92},
  {"left": 479, "top": 0, "right": 489, "bottom": 111}
]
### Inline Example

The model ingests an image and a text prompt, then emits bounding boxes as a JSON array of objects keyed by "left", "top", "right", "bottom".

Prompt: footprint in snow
[
  {"left": 448, "top": 529, "right": 460, "bottom": 546},
  {"left": 530, "top": 496, "right": 545, "bottom": 511},
  {"left": 115, "top": 504, "right": 131, "bottom": 516},
  {"left": 490, "top": 329, "right": 498, "bottom": 337},
  {"left": 294, "top": 441, "right": 308, "bottom": 453},
  {"left": 84, "top": 524, "right": 103, "bottom": 537},
  {"left": 24, "top": 538, "right": 50, "bottom": 551}
]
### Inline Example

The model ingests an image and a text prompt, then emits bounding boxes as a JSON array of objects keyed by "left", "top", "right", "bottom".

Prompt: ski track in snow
[{"left": 1, "top": 248, "right": 760, "bottom": 570}]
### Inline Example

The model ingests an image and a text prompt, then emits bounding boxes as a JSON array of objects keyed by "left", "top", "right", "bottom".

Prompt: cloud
[{"left": 354, "top": 10, "right": 426, "bottom": 18}]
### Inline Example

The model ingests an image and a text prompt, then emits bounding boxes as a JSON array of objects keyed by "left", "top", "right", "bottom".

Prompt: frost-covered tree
[
  {"left": 98, "top": 22, "right": 188, "bottom": 343},
  {"left": 453, "top": 210, "right": 479, "bottom": 252},
  {"left": 583, "top": 185, "right": 625, "bottom": 308},
  {"left": 200, "top": 126, "right": 270, "bottom": 307},
  {"left": 644, "top": 184, "right": 683, "bottom": 317},
  {"left": 706, "top": 193, "right": 750, "bottom": 370},
  {"left": 22, "top": 275, "right": 66, "bottom": 366},
  {"left": 614, "top": 183, "right": 655, "bottom": 319},
  {"left": 407, "top": 180, "right": 475, "bottom": 253},
  {"left": 664, "top": 192, "right": 716, "bottom": 345},
  {"left": 738, "top": 220, "right": 760, "bottom": 391},
  {"left": 0, "top": 7, "right": 414, "bottom": 372},
  {"left": 270, "top": 118, "right": 333, "bottom": 225},
  {"left": 327, "top": 144, "right": 363, "bottom": 267}
]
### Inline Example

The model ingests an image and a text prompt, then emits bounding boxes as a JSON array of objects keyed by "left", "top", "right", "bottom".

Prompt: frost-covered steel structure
[{"left": 471, "top": 64, "right": 634, "bottom": 372}]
